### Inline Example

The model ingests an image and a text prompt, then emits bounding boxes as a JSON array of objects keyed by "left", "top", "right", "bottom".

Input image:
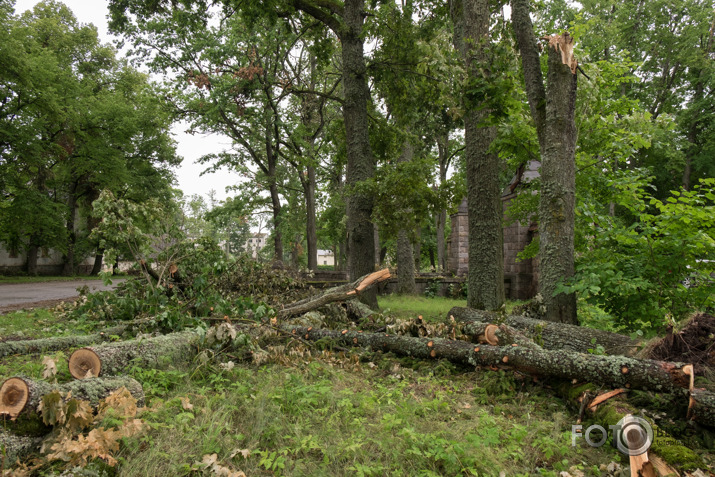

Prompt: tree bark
[
  {"left": 397, "top": 230, "right": 416, "bottom": 294},
  {"left": 0, "top": 326, "right": 128, "bottom": 358},
  {"left": 448, "top": 306, "right": 639, "bottom": 356},
  {"left": 90, "top": 250, "right": 104, "bottom": 276},
  {"left": 452, "top": 0, "right": 505, "bottom": 311},
  {"left": 305, "top": 164, "right": 318, "bottom": 271},
  {"left": 0, "top": 431, "right": 41, "bottom": 466},
  {"left": 396, "top": 139, "right": 417, "bottom": 294},
  {"left": 689, "top": 388, "right": 715, "bottom": 428},
  {"left": 26, "top": 242, "right": 39, "bottom": 276},
  {"left": 342, "top": 0, "right": 377, "bottom": 309},
  {"left": 278, "top": 268, "right": 389, "bottom": 319},
  {"left": 0, "top": 376, "right": 145, "bottom": 420},
  {"left": 288, "top": 326, "right": 691, "bottom": 393},
  {"left": 62, "top": 185, "right": 78, "bottom": 276},
  {"left": 513, "top": 0, "right": 578, "bottom": 324},
  {"left": 68, "top": 330, "right": 200, "bottom": 378},
  {"left": 436, "top": 132, "right": 449, "bottom": 272}
]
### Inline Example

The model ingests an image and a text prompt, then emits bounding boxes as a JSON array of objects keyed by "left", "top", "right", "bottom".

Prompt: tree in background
[{"left": 0, "top": 0, "right": 178, "bottom": 275}]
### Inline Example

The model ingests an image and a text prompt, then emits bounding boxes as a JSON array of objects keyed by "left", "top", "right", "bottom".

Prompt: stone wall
[
  {"left": 0, "top": 247, "right": 94, "bottom": 275},
  {"left": 446, "top": 198, "right": 469, "bottom": 276},
  {"left": 447, "top": 194, "right": 539, "bottom": 300},
  {"left": 501, "top": 193, "right": 538, "bottom": 300}
]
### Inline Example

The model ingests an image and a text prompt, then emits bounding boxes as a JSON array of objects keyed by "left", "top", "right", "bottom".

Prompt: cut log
[
  {"left": 688, "top": 388, "right": 715, "bottom": 428},
  {"left": 0, "top": 376, "right": 144, "bottom": 420},
  {"left": 558, "top": 382, "right": 703, "bottom": 472},
  {"left": 0, "top": 430, "right": 42, "bottom": 466},
  {"left": 0, "top": 325, "right": 127, "bottom": 358},
  {"left": 68, "top": 330, "right": 199, "bottom": 378},
  {"left": 288, "top": 326, "right": 690, "bottom": 393},
  {"left": 449, "top": 306, "right": 640, "bottom": 356},
  {"left": 464, "top": 322, "right": 543, "bottom": 350},
  {"left": 278, "top": 269, "right": 389, "bottom": 319}
]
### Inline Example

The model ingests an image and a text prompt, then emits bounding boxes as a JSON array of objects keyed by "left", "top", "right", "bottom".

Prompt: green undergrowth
[{"left": 115, "top": 356, "right": 618, "bottom": 477}]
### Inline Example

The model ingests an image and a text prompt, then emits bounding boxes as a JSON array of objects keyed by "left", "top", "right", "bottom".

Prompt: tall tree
[
  {"left": 451, "top": 0, "right": 505, "bottom": 310},
  {"left": 512, "top": 0, "right": 578, "bottom": 324}
]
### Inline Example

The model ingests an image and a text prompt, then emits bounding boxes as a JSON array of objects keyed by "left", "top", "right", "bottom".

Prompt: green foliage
[{"left": 559, "top": 175, "right": 715, "bottom": 331}]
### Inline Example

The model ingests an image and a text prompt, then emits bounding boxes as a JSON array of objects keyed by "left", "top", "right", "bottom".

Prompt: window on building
[{"left": 323, "top": 260, "right": 327, "bottom": 265}]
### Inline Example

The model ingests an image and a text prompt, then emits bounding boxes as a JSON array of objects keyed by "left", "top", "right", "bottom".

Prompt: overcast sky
[{"left": 13, "top": 0, "right": 238, "bottom": 202}]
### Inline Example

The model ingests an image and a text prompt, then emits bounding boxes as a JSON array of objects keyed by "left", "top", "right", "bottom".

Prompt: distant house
[
  {"left": 245, "top": 233, "right": 267, "bottom": 258},
  {"left": 317, "top": 249, "right": 334, "bottom": 267}
]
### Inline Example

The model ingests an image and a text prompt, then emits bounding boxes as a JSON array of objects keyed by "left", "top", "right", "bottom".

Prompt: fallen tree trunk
[
  {"left": 68, "top": 330, "right": 199, "bottom": 379},
  {"left": 558, "top": 382, "right": 703, "bottom": 472},
  {"left": 449, "top": 307, "right": 640, "bottom": 356},
  {"left": 0, "top": 325, "right": 128, "bottom": 358},
  {"left": 0, "top": 376, "right": 144, "bottom": 436},
  {"left": 278, "top": 269, "right": 390, "bottom": 319},
  {"left": 288, "top": 326, "right": 690, "bottom": 393},
  {"left": 689, "top": 388, "right": 715, "bottom": 428},
  {"left": 0, "top": 430, "right": 42, "bottom": 467}
]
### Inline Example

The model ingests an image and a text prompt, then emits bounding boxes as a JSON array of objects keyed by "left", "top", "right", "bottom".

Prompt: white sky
[{"left": 13, "top": 0, "right": 238, "bottom": 201}]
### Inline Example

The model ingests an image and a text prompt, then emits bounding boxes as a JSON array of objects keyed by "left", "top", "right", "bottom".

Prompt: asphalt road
[{"left": 0, "top": 279, "right": 124, "bottom": 312}]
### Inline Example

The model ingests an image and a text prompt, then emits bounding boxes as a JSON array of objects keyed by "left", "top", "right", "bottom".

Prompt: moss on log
[
  {"left": 556, "top": 382, "right": 703, "bottom": 472},
  {"left": 69, "top": 330, "right": 199, "bottom": 378},
  {"left": 449, "top": 306, "right": 640, "bottom": 356},
  {"left": 289, "top": 326, "right": 690, "bottom": 393},
  {"left": 689, "top": 388, "right": 715, "bottom": 428},
  {"left": 0, "top": 325, "right": 127, "bottom": 358},
  {"left": 0, "top": 430, "right": 42, "bottom": 466},
  {"left": 0, "top": 376, "right": 144, "bottom": 419}
]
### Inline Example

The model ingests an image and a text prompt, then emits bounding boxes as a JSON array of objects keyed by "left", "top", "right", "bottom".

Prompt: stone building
[{"left": 447, "top": 161, "right": 540, "bottom": 300}]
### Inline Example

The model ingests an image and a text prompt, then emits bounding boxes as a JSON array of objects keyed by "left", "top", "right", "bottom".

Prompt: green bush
[{"left": 559, "top": 174, "right": 714, "bottom": 331}]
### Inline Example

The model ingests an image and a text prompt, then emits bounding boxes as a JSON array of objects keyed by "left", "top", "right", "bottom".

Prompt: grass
[
  {"left": 378, "top": 295, "right": 467, "bottom": 322},
  {"left": 0, "top": 275, "right": 105, "bottom": 284},
  {"left": 378, "top": 294, "right": 529, "bottom": 322}
]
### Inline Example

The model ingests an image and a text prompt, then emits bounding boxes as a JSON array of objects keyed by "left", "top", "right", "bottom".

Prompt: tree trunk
[
  {"left": 689, "top": 388, "right": 715, "bottom": 428},
  {"left": 373, "top": 223, "right": 381, "bottom": 268},
  {"left": 413, "top": 225, "right": 421, "bottom": 273},
  {"left": 448, "top": 306, "right": 639, "bottom": 356},
  {"left": 0, "top": 431, "right": 41, "bottom": 466},
  {"left": 452, "top": 0, "right": 505, "bottom": 311},
  {"left": 68, "top": 330, "right": 200, "bottom": 378},
  {"left": 436, "top": 133, "right": 449, "bottom": 272},
  {"left": 288, "top": 326, "right": 691, "bottom": 393},
  {"left": 396, "top": 139, "right": 417, "bottom": 294},
  {"left": 539, "top": 39, "right": 578, "bottom": 324},
  {"left": 0, "top": 376, "right": 144, "bottom": 420},
  {"left": 342, "top": 0, "right": 377, "bottom": 309},
  {"left": 557, "top": 382, "right": 702, "bottom": 470},
  {"left": 62, "top": 186, "right": 78, "bottom": 276},
  {"left": 26, "top": 242, "right": 39, "bottom": 276},
  {"left": 90, "top": 250, "right": 104, "bottom": 276},
  {"left": 513, "top": 0, "right": 578, "bottom": 324},
  {"left": 0, "top": 326, "right": 128, "bottom": 358},
  {"left": 269, "top": 180, "right": 283, "bottom": 263},
  {"left": 397, "top": 230, "right": 416, "bottom": 294},
  {"left": 306, "top": 165, "right": 318, "bottom": 271}
]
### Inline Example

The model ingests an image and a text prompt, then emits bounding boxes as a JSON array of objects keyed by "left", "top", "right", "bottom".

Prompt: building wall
[
  {"left": 0, "top": 247, "right": 95, "bottom": 275},
  {"left": 317, "top": 250, "right": 335, "bottom": 267},
  {"left": 447, "top": 195, "right": 538, "bottom": 300},
  {"left": 245, "top": 234, "right": 267, "bottom": 258}
]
